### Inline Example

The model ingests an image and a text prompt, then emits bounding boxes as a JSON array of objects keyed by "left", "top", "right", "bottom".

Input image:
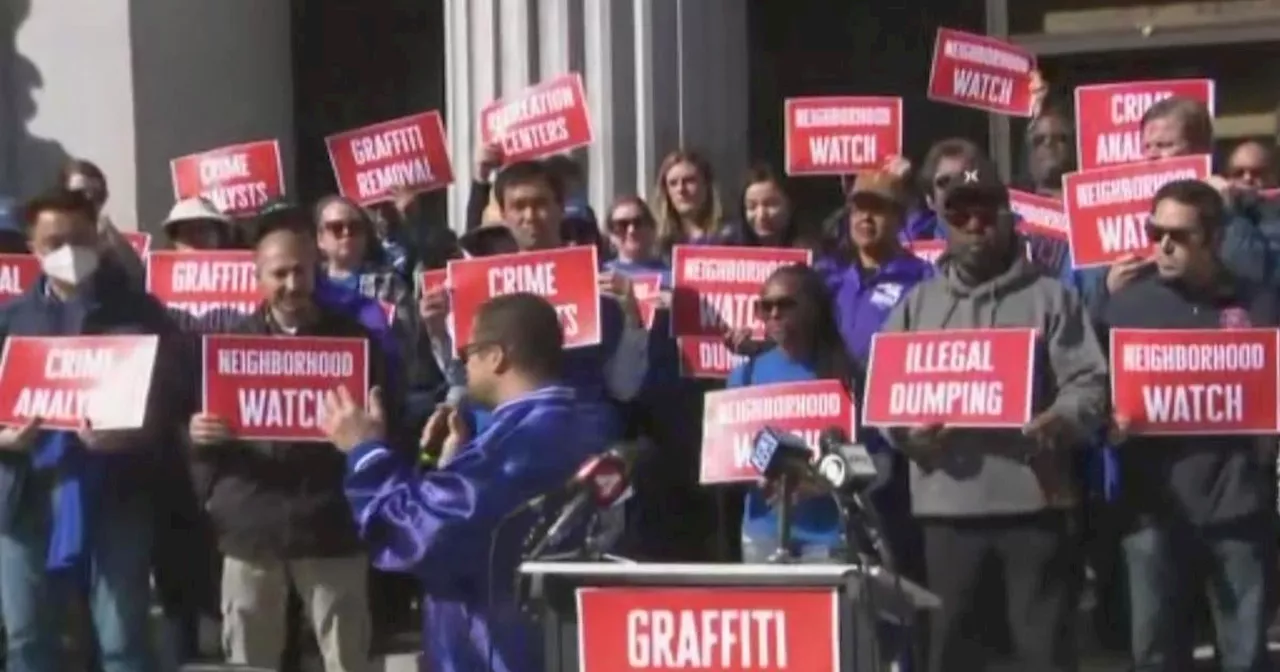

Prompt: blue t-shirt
[{"left": 728, "top": 348, "right": 843, "bottom": 549}]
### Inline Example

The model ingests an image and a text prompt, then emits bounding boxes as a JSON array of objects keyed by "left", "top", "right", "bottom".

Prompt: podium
[{"left": 519, "top": 561, "right": 939, "bottom": 672}]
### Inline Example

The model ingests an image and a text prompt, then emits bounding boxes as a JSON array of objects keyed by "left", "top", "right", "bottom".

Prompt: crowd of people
[{"left": 0, "top": 66, "right": 1277, "bottom": 672}]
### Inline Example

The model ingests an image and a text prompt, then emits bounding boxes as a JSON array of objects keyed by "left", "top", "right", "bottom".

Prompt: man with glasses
[
  {"left": 1099, "top": 179, "right": 1279, "bottom": 671},
  {"left": 880, "top": 160, "right": 1110, "bottom": 672},
  {"left": 1225, "top": 140, "right": 1277, "bottom": 193}
]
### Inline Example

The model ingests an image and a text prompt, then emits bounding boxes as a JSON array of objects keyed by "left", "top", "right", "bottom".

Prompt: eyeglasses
[
  {"left": 755, "top": 296, "right": 798, "bottom": 318},
  {"left": 608, "top": 216, "right": 650, "bottom": 233},
  {"left": 1144, "top": 220, "right": 1199, "bottom": 246},
  {"left": 1225, "top": 166, "right": 1268, "bottom": 180},
  {"left": 942, "top": 205, "right": 1001, "bottom": 231},
  {"left": 321, "top": 220, "right": 364, "bottom": 238},
  {"left": 1030, "top": 132, "right": 1070, "bottom": 148},
  {"left": 460, "top": 340, "right": 500, "bottom": 362}
]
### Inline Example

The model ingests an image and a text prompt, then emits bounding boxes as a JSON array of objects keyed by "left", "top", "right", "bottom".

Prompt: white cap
[{"left": 162, "top": 197, "right": 232, "bottom": 230}]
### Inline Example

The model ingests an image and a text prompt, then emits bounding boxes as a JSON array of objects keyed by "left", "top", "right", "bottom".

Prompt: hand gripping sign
[
  {"left": 1074, "top": 79, "right": 1215, "bottom": 170},
  {"left": 863, "top": 328, "right": 1037, "bottom": 428},
  {"left": 446, "top": 246, "right": 601, "bottom": 353},
  {"left": 479, "top": 73, "right": 594, "bottom": 164},
  {"left": 202, "top": 335, "right": 369, "bottom": 442},
  {"left": 1062, "top": 155, "right": 1212, "bottom": 269},
  {"left": 325, "top": 111, "right": 455, "bottom": 204},
  {"left": 170, "top": 140, "right": 285, "bottom": 218},
  {"left": 146, "top": 250, "right": 260, "bottom": 333},
  {"left": 0, "top": 254, "right": 40, "bottom": 301},
  {"left": 927, "top": 28, "right": 1037, "bottom": 117},
  {"left": 699, "top": 379, "right": 855, "bottom": 484},
  {"left": 0, "top": 335, "right": 159, "bottom": 430},
  {"left": 1110, "top": 328, "right": 1280, "bottom": 435},
  {"left": 784, "top": 96, "right": 903, "bottom": 175},
  {"left": 670, "top": 245, "right": 811, "bottom": 379},
  {"left": 576, "top": 587, "right": 840, "bottom": 671}
]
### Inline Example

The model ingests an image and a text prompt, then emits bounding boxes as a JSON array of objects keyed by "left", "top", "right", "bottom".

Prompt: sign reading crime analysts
[
  {"left": 863, "top": 328, "right": 1036, "bottom": 427},
  {"left": 202, "top": 335, "right": 369, "bottom": 442},
  {"left": 576, "top": 587, "right": 840, "bottom": 672},
  {"left": 1110, "top": 328, "right": 1280, "bottom": 435}
]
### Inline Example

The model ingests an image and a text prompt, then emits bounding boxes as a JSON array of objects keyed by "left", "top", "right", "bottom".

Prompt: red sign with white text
[
  {"left": 927, "top": 28, "right": 1036, "bottom": 117},
  {"left": 629, "top": 274, "right": 662, "bottom": 331},
  {"left": 670, "top": 245, "right": 811, "bottom": 378},
  {"left": 1074, "top": 79, "right": 1215, "bottom": 170},
  {"left": 146, "top": 250, "right": 259, "bottom": 332},
  {"left": 1062, "top": 155, "right": 1211, "bottom": 268},
  {"left": 906, "top": 240, "right": 946, "bottom": 266},
  {"left": 784, "top": 96, "right": 903, "bottom": 175},
  {"left": 479, "top": 73, "right": 594, "bottom": 164},
  {"left": 1010, "top": 190, "right": 1070, "bottom": 276},
  {"left": 418, "top": 268, "right": 447, "bottom": 296},
  {"left": 447, "top": 246, "right": 600, "bottom": 352},
  {"left": 202, "top": 335, "right": 369, "bottom": 442},
  {"left": 325, "top": 111, "right": 454, "bottom": 204},
  {"left": 863, "top": 329, "right": 1036, "bottom": 428},
  {"left": 576, "top": 587, "right": 840, "bottom": 671},
  {"left": 0, "top": 254, "right": 39, "bottom": 301},
  {"left": 1110, "top": 328, "right": 1279, "bottom": 435},
  {"left": 699, "top": 380, "right": 856, "bottom": 484},
  {"left": 170, "top": 140, "right": 284, "bottom": 218},
  {"left": 0, "top": 336, "right": 159, "bottom": 430},
  {"left": 122, "top": 232, "right": 151, "bottom": 258}
]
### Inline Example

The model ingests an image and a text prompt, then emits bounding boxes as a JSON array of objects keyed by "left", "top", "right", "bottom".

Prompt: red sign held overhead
[
  {"left": 906, "top": 240, "right": 946, "bottom": 266},
  {"left": 927, "top": 28, "right": 1037, "bottom": 117},
  {"left": 479, "top": 73, "right": 594, "bottom": 164},
  {"left": 0, "top": 254, "right": 39, "bottom": 301},
  {"left": 1110, "top": 328, "right": 1279, "bottom": 435},
  {"left": 576, "top": 587, "right": 840, "bottom": 671},
  {"left": 446, "top": 246, "right": 601, "bottom": 353},
  {"left": 1074, "top": 79, "right": 1215, "bottom": 170},
  {"left": 146, "top": 250, "right": 259, "bottom": 332},
  {"left": 170, "top": 140, "right": 285, "bottom": 218},
  {"left": 202, "top": 335, "right": 369, "bottom": 442},
  {"left": 699, "top": 379, "right": 855, "bottom": 484},
  {"left": 325, "top": 111, "right": 455, "bottom": 204},
  {"left": 0, "top": 335, "right": 159, "bottom": 430},
  {"left": 1062, "top": 155, "right": 1212, "bottom": 269},
  {"left": 783, "top": 96, "right": 903, "bottom": 175},
  {"left": 863, "top": 328, "right": 1037, "bottom": 428}
]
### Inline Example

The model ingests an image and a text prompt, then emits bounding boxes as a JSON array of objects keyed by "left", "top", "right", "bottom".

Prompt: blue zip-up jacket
[
  {"left": 815, "top": 253, "right": 934, "bottom": 364},
  {"left": 344, "top": 385, "right": 611, "bottom": 672}
]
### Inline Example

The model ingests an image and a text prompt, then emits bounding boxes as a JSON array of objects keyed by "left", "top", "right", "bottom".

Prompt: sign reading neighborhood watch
[
  {"left": 202, "top": 335, "right": 369, "bottom": 442},
  {"left": 1110, "top": 328, "right": 1280, "bottom": 435},
  {"left": 0, "top": 335, "right": 159, "bottom": 430}
]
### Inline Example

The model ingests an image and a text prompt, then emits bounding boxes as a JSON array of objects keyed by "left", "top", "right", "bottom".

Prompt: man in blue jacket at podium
[{"left": 325, "top": 293, "right": 612, "bottom": 672}]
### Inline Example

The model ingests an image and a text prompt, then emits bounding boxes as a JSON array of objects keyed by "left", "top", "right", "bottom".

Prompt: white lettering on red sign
[
  {"left": 888, "top": 340, "right": 1004, "bottom": 416},
  {"left": 625, "top": 608, "right": 788, "bottom": 668}
]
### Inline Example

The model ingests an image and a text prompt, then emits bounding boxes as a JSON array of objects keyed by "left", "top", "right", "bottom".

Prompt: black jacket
[{"left": 196, "top": 304, "right": 392, "bottom": 560}]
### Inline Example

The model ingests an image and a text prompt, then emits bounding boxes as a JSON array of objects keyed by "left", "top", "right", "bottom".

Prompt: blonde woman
[{"left": 651, "top": 150, "right": 731, "bottom": 255}]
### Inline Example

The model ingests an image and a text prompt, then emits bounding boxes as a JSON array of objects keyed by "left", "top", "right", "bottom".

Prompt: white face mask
[{"left": 40, "top": 245, "right": 100, "bottom": 285}]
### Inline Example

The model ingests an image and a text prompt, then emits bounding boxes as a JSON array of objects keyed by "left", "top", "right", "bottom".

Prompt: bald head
[{"left": 255, "top": 228, "right": 318, "bottom": 326}]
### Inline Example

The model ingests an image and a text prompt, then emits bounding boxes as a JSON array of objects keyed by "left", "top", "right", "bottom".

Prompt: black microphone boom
[{"left": 524, "top": 441, "right": 642, "bottom": 559}]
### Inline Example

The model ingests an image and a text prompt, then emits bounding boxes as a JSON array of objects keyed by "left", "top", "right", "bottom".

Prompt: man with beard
[{"left": 879, "top": 160, "right": 1110, "bottom": 672}]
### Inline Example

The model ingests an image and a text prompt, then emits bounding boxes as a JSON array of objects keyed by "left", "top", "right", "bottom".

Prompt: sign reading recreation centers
[
  {"left": 0, "top": 335, "right": 159, "bottom": 430},
  {"left": 1074, "top": 79, "right": 1215, "bottom": 170},
  {"left": 146, "top": 250, "right": 259, "bottom": 332},
  {"left": 783, "top": 96, "right": 903, "bottom": 175},
  {"left": 170, "top": 140, "right": 285, "bottom": 218},
  {"left": 1062, "top": 154, "right": 1212, "bottom": 268},
  {"left": 699, "top": 379, "right": 855, "bottom": 484},
  {"left": 325, "top": 111, "right": 454, "bottom": 204},
  {"left": 863, "top": 328, "right": 1036, "bottom": 428},
  {"left": 202, "top": 335, "right": 369, "bottom": 442},
  {"left": 479, "top": 73, "right": 594, "bottom": 164},
  {"left": 927, "top": 27, "right": 1036, "bottom": 117},
  {"left": 1110, "top": 328, "right": 1279, "bottom": 435},
  {"left": 447, "top": 246, "right": 601, "bottom": 352},
  {"left": 576, "top": 587, "right": 840, "bottom": 672}
]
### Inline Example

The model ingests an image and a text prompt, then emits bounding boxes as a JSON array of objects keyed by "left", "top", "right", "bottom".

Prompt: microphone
[
  {"left": 817, "top": 427, "right": 896, "bottom": 569},
  {"left": 749, "top": 426, "right": 816, "bottom": 480},
  {"left": 525, "top": 442, "right": 640, "bottom": 559}
]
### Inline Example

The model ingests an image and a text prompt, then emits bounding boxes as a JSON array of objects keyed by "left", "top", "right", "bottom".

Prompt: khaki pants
[{"left": 221, "top": 554, "right": 373, "bottom": 672}]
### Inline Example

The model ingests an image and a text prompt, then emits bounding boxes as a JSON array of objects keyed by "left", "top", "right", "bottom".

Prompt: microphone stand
[{"left": 768, "top": 474, "right": 796, "bottom": 563}]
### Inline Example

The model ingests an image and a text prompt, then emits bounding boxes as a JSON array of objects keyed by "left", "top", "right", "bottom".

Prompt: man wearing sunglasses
[{"left": 1098, "top": 179, "right": 1279, "bottom": 672}]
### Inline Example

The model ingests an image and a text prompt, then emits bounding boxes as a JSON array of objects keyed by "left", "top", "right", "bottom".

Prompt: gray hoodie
[{"left": 880, "top": 253, "right": 1109, "bottom": 517}]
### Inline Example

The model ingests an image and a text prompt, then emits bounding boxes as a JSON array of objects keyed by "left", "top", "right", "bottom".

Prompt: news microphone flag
[{"left": 749, "top": 426, "right": 812, "bottom": 479}]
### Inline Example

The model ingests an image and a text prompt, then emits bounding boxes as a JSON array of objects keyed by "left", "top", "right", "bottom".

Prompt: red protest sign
[
  {"left": 325, "top": 111, "right": 454, "bottom": 204},
  {"left": 0, "top": 254, "right": 39, "bottom": 301},
  {"left": 863, "top": 329, "right": 1036, "bottom": 428},
  {"left": 447, "top": 246, "right": 600, "bottom": 352},
  {"left": 699, "top": 379, "right": 855, "bottom": 484},
  {"left": 629, "top": 273, "right": 663, "bottom": 331},
  {"left": 202, "top": 334, "right": 369, "bottom": 442},
  {"left": 1010, "top": 190, "right": 1067, "bottom": 241},
  {"left": 0, "top": 335, "right": 159, "bottom": 430},
  {"left": 479, "top": 73, "right": 593, "bottom": 164},
  {"left": 906, "top": 240, "right": 946, "bottom": 266},
  {"left": 146, "top": 250, "right": 259, "bottom": 332},
  {"left": 418, "top": 268, "right": 447, "bottom": 296},
  {"left": 576, "top": 587, "right": 840, "bottom": 671},
  {"left": 677, "top": 336, "right": 749, "bottom": 379},
  {"left": 1062, "top": 155, "right": 1211, "bottom": 268},
  {"left": 170, "top": 140, "right": 284, "bottom": 218},
  {"left": 1074, "top": 79, "right": 1215, "bottom": 170},
  {"left": 927, "top": 28, "right": 1036, "bottom": 117},
  {"left": 783, "top": 96, "right": 903, "bottom": 175},
  {"left": 121, "top": 232, "right": 151, "bottom": 257},
  {"left": 1110, "top": 328, "right": 1279, "bottom": 435}
]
